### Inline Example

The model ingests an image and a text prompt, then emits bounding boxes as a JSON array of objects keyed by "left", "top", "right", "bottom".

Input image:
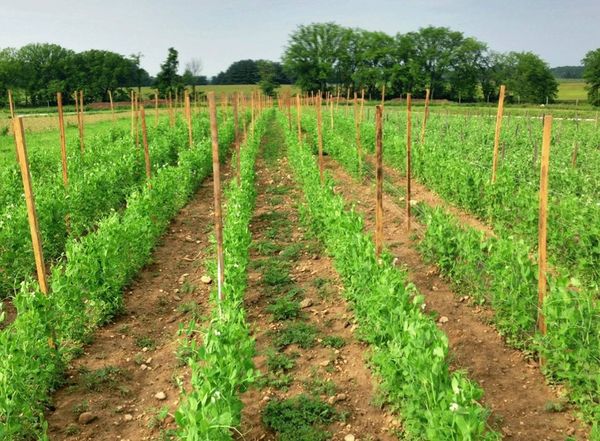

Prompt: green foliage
[
  {"left": 274, "top": 322, "right": 318, "bottom": 349},
  {"left": 155, "top": 47, "right": 182, "bottom": 98},
  {"left": 0, "top": 114, "right": 236, "bottom": 440},
  {"left": 262, "top": 395, "right": 338, "bottom": 441},
  {"left": 174, "top": 111, "right": 268, "bottom": 440},
  {"left": 321, "top": 336, "right": 345, "bottom": 349},
  {"left": 282, "top": 111, "right": 499, "bottom": 440},
  {"left": 266, "top": 350, "right": 297, "bottom": 373},
  {"left": 79, "top": 366, "right": 126, "bottom": 392},
  {"left": 267, "top": 294, "right": 301, "bottom": 321},
  {"left": 583, "top": 48, "right": 600, "bottom": 106}
]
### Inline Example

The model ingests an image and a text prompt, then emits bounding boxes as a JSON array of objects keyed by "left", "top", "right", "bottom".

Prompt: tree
[
  {"left": 184, "top": 58, "right": 203, "bottom": 96},
  {"left": 500, "top": 52, "right": 558, "bottom": 103},
  {"left": 257, "top": 60, "right": 280, "bottom": 96},
  {"left": 283, "top": 23, "right": 351, "bottom": 92},
  {"left": 155, "top": 47, "right": 181, "bottom": 97},
  {"left": 351, "top": 30, "right": 396, "bottom": 98},
  {"left": 582, "top": 48, "right": 600, "bottom": 106}
]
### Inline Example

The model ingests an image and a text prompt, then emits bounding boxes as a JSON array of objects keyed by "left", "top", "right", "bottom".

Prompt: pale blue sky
[{"left": 0, "top": 0, "right": 597, "bottom": 76}]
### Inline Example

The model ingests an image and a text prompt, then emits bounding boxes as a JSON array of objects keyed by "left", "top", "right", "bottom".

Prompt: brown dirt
[
  {"left": 323, "top": 155, "right": 589, "bottom": 440},
  {"left": 237, "top": 133, "right": 398, "bottom": 440},
  {"left": 45, "top": 164, "right": 231, "bottom": 440}
]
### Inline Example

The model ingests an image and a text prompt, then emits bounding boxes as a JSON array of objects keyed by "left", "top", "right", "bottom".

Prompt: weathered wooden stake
[
  {"left": 134, "top": 93, "right": 140, "bottom": 148},
  {"left": 316, "top": 95, "right": 324, "bottom": 185},
  {"left": 155, "top": 91, "right": 159, "bottom": 127},
  {"left": 140, "top": 105, "right": 152, "bottom": 183},
  {"left": 13, "top": 117, "right": 49, "bottom": 294},
  {"left": 360, "top": 89, "right": 365, "bottom": 122},
  {"left": 108, "top": 90, "right": 115, "bottom": 121},
  {"left": 406, "top": 93, "right": 412, "bottom": 232},
  {"left": 420, "top": 88, "right": 430, "bottom": 144},
  {"left": 78, "top": 90, "right": 85, "bottom": 153},
  {"left": 185, "top": 91, "right": 193, "bottom": 148},
  {"left": 296, "top": 95, "right": 302, "bottom": 143},
  {"left": 207, "top": 92, "right": 225, "bottom": 303},
  {"left": 233, "top": 92, "right": 240, "bottom": 185},
  {"left": 491, "top": 85, "right": 506, "bottom": 183},
  {"left": 57, "top": 92, "right": 68, "bottom": 187},
  {"left": 354, "top": 92, "right": 362, "bottom": 174},
  {"left": 168, "top": 92, "right": 175, "bottom": 127},
  {"left": 130, "top": 90, "right": 135, "bottom": 136},
  {"left": 375, "top": 105, "right": 384, "bottom": 258},
  {"left": 537, "top": 115, "right": 552, "bottom": 338}
]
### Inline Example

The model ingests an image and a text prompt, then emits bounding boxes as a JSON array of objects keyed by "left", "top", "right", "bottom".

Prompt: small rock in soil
[
  {"left": 344, "top": 435, "right": 355, "bottom": 441},
  {"left": 201, "top": 275, "right": 212, "bottom": 284},
  {"left": 155, "top": 391, "right": 167, "bottom": 400},
  {"left": 78, "top": 412, "right": 97, "bottom": 425},
  {"left": 299, "top": 298, "right": 313, "bottom": 308},
  {"left": 124, "top": 414, "right": 133, "bottom": 422},
  {"left": 438, "top": 316, "right": 449, "bottom": 324}
]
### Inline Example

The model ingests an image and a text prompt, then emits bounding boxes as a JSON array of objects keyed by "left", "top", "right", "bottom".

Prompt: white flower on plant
[
  {"left": 449, "top": 402, "right": 459, "bottom": 412},
  {"left": 214, "top": 330, "right": 221, "bottom": 336}
]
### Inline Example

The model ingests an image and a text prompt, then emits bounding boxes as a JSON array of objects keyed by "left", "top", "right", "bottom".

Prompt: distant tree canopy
[
  {"left": 212, "top": 59, "right": 291, "bottom": 85},
  {"left": 0, "top": 43, "right": 152, "bottom": 106},
  {"left": 583, "top": 48, "right": 600, "bottom": 106},
  {"left": 551, "top": 65, "right": 584, "bottom": 79},
  {"left": 282, "top": 23, "right": 559, "bottom": 104}
]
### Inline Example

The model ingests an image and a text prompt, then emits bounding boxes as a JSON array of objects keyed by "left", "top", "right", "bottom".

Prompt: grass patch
[
  {"left": 266, "top": 350, "right": 297, "bottom": 373},
  {"left": 274, "top": 322, "right": 318, "bottom": 349},
  {"left": 263, "top": 262, "right": 292, "bottom": 287},
  {"left": 79, "top": 366, "right": 127, "bottom": 392},
  {"left": 303, "top": 372, "right": 337, "bottom": 397},
  {"left": 135, "top": 336, "right": 156, "bottom": 350},
  {"left": 267, "top": 294, "right": 301, "bottom": 321},
  {"left": 257, "top": 373, "right": 294, "bottom": 391},
  {"left": 280, "top": 243, "right": 303, "bottom": 261},
  {"left": 253, "top": 240, "right": 283, "bottom": 256},
  {"left": 262, "top": 395, "right": 338, "bottom": 441},
  {"left": 322, "top": 336, "right": 345, "bottom": 349}
]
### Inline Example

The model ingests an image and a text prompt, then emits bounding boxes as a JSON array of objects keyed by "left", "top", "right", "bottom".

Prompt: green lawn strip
[
  {"left": 282, "top": 111, "right": 499, "bottom": 440},
  {"left": 0, "top": 117, "right": 235, "bottom": 440},
  {"left": 174, "top": 111, "right": 270, "bottom": 440}
]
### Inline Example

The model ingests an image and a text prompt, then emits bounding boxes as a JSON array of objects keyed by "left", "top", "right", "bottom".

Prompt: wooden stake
[
  {"left": 78, "top": 90, "right": 85, "bottom": 153},
  {"left": 134, "top": 93, "right": 140, "bottom": 148},
  {"left": 168, "top": 92, "right": 175, "bottom": 127},
  {"left": 233, "top": 92, "right": 240, "bottom": 185},
  {"left": 185, "top": 91, "right": 193, "bottom": 148},
  {"left": 491, "top": 85, "right": 506, "bottom": 183},
  {"left": 140, "top": 105, "right": 152, "bottom": 183},
  {"left": 375, "top": 105, "right": 384, "bottom": 258},
  {"left": 345, "top": 87, "right": 350, "bottom": 116},
  {"left": 154, "top": 91, "right": 159, "bottom": 127},
  {"left": 571, "top": 141, "right": 579, "bottom": 168},
  {"left": 207, "top": 92, "right": 225, "bottom": 303},
  {"left": 537, "top": 115, "right": 552, "bottom": 337},
  {"left": 57, "top": 92, "right": 68, "bottom": 187},
  {"left": 316, "top": 95, "right": 324, "bottom": 185},
  {"left": 108, "top": 90, "right": 115, "bottom": 121},
  {"left": 296, "top": 95, "right": 302, "bottom": 143},
  {"left": 13, "top": 117, "right": 49, "bottom": 294},
  {"left": 406, "top": 94, "right": 412, "bottom": 232},
  {"left": 130, "top": 90, "right": 135, "bottom": 136},
  {"left": 360, "top": 89, "right": 365, "bottom": 123},
  {"left": 420, "top": 88, "right": 430, "bottom": 144},
  {"left": 354, "top": 92, "right": 362, "bottom": 174}
]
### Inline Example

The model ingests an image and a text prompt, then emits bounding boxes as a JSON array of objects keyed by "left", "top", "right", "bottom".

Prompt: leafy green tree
[
  {"left": 0, "top": 48, "right": 17, "bottom": 107},
  {"left": 155, "top": 47, "right": 181, "bottom": 97},
  {"left": 582, "top": 48, "right": 600, "bottom": 106},
  {"left": 257, "top": 60, "right": 280, "bottom": 96},
  {"left": 351, "top": 31, "right": 395, "bottom": 98},
  {"left": 500, "top": 52, "right": 558, "bottom": 103},
  {"left": 447, "top": 37, "right": 489, "bottom": 102},
  {"left": 283, "top": 23, "right": 351, "bottom": 92}
]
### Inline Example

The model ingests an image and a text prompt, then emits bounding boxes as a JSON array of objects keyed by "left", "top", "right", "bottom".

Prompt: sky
[{"left": 0, "top": 0, "right": 598, "bottom": 77}]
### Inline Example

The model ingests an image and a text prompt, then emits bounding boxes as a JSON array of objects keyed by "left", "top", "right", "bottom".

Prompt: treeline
[
  {"left": 0, "top": 44, "right": 153, "bottom": 106},
  {"left": 282, "top": 23, "right": 560, "bottom": 104},
  {"left": 212, "top": 59, "right": 291, "bottom": 85},
  {"left": 551, "top": 66, "right": 584, "bottom": 79}
]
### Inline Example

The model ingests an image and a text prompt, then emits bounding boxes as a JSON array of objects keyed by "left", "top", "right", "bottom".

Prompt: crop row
[
  {"left": 0, "top": 117, "right": 235, "bottom": 440},
  {"left": 175, "top": 111, "right": 268, "bottom": 439},
  {"left": 282, "top": 111, "right": 499, "bottom": 440},
  {"left": 304, "top": 108, "right": 599, "bottom": 437}
]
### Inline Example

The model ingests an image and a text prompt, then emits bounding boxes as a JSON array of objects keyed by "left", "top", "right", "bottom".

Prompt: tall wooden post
[
  {"left": 13, "top": 117, "right": 49, "bottom": 294},
  {"left": 375, "top": 106, "right": 384, "bottom": 258},
  {"left": 345, "top": 87, "right": 350, "bottom": 116},
  {"left": 406, "top": 94, "right": 413, "bottom": 232},
  {"left": 360, "top": 89, "right": 365, "bottom": 123},
  {"left": 108, "top": 90, "right": 115, "bottom": 121},
  {"left": 233, "top": 92, "right": 240, "bottom": 185},
  {"left": 207, "top": 92, "right": 225, "bottom": 303},
  {"left": 140, "top": 105, "right": 152, "bottom": 184},
  {"left": 57, "top": 92, "right": 68, "bottom": 187},
  {"left": 420, "top": 88, "right": 430, "bottom": 144},
  {"left": 154, "top": 91, "right": 159, "bottom": 127},
  {"left": 354, "top": 92, "right": 362, "bottom": 175},
  {"left": 296, "top": 95, "right": 302, "bottom": 143},
  {"left": 316, "top": 95, "right": 324, "bottom": 185},
  {"left": 185, "top": 91, "right": 193, "bottom": 148},
  {"left": 134, "top": 93, "right": 140, "bottom": 148},
  {"left": 78, "top": 90, "right": 85, "bottom": 153},
  {"left": 537, "top": 115, "right": 552, "bottom": 337},
  {"left": 491, "top": 85, "right": 506, "bottom": 183}
]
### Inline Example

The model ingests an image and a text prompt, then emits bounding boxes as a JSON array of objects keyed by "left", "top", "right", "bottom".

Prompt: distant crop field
[{"left": 557, "top": 80, "right": 587, "bottom": 101}]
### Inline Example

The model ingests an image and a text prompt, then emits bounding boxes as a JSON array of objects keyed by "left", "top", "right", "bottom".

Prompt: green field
[{"left": 557, "top": 79, "right": 587, "bottom": 101}]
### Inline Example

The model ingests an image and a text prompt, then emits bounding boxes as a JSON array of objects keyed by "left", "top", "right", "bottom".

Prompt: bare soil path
[
  {"left": 45, "top": 164, "right": 232, "bottom": 441},
  {"left": 323, "top": 155, "right": 588, "bottom": 441},
  {"left": 237, "top": 122, "right": 399, "bottom": 441}
]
